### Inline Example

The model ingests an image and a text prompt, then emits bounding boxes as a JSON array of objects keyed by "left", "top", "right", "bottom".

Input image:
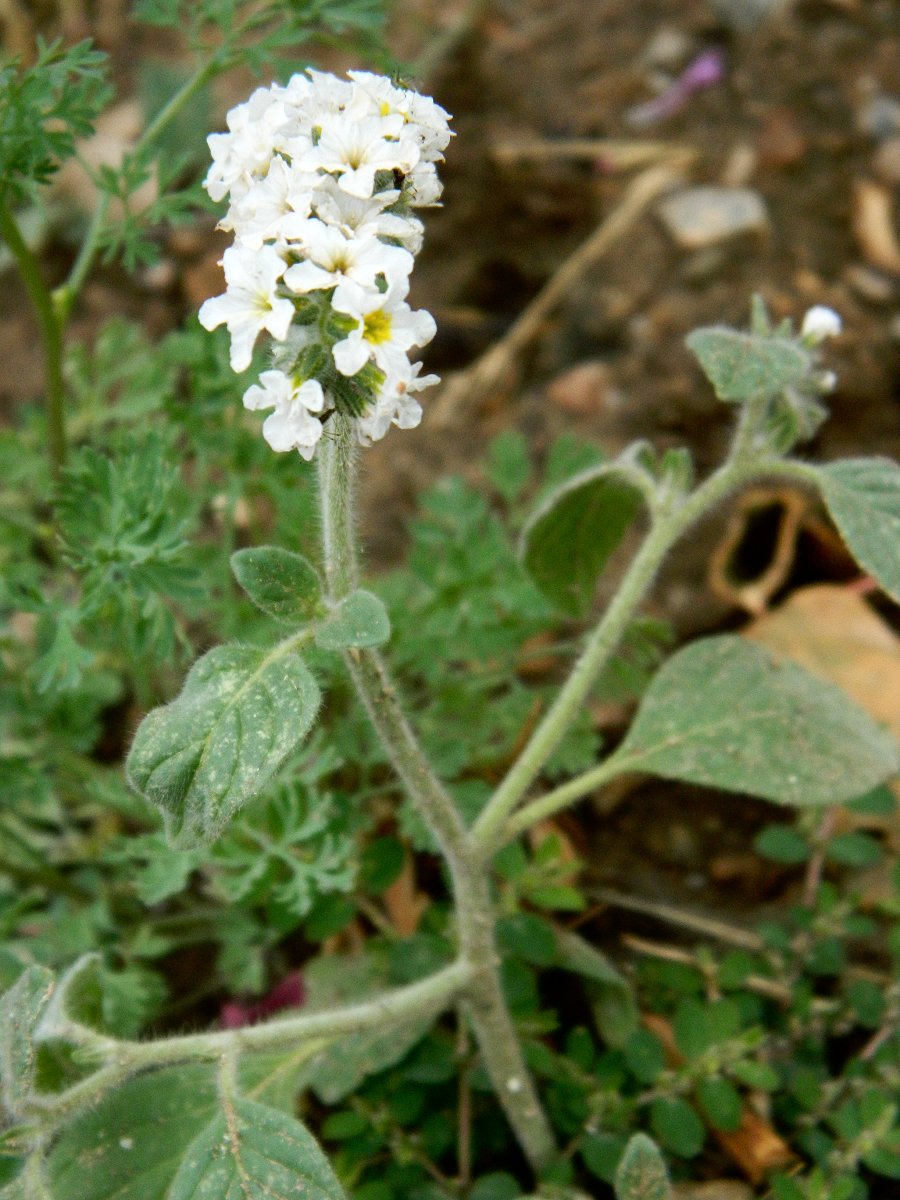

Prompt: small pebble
[
  {"left": 547, "top": 360, "right": 616, "bottom": 415},
  {"left": 844, "top": 263, "right": 896, "bottom": 305},
  {"left": 657, "top": 186, "right": 769, "bottom": 250}
]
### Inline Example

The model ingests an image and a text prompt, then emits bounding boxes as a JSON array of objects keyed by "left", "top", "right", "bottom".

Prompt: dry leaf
[{"left": 853, "top": 178, "right": 900, "bottom": 275}]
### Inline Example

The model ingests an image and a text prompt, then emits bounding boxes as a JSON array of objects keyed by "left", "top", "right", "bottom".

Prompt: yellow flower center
[{"left": 363, "top": 310, "right": 393, "bottom": 344}]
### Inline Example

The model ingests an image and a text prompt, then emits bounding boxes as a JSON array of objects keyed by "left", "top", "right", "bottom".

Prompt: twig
[
  {"left": 591, "top": 887, "right": 763, "bottom": 950},
  {"left": 430, "top": 161, "right": 690, "bottom": 427},
  {"left": 492, "top": 137, "right": 692, "bottom": 169},
  {"left": 622, "top": 933, "right": 791, "bottom": 1003}
]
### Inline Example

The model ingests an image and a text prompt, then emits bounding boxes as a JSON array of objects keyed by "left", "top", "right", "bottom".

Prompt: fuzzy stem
[
  {"left": 0, "top": 200, "right": 67, "bottom": 474},
  {"left": 470, "top": 453, "right": 819, "bottom": 857},
  {"left": 317, "top": 415, "right": 557, "bottom": 1173}
]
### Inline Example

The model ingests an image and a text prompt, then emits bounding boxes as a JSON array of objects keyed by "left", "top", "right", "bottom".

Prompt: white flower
[
  {"left": 283, "top": 219, "right": 413, "bottom": 293},
  {"left": 405, "top": 162, "right": 443, "bottom": 207},
  {"left": 330, "top": 279, "right": 436, "bottom": 377},
  {"left": 309, "top": 178, "right": 425, "bottom": 251},
  {"left": 225, "top": 156, "right": 317, "bottom": 249},
  {"left": 357, "top": 360, "right": 440, "bottom": 445},
  {"left": 801, "top": 306, "right": 842, "bottom": 343},
  {"left": 243, "top": 369, "right": 325, "bottom": 459},
  {"left": 198, "top": 245, "right": 294, "bottom": 372},
  {"left": 204, "top": 88, "right": 289, "bottom": 203},
  {"left": 296, "top": 113, "right": 420, "bottom": 199}
]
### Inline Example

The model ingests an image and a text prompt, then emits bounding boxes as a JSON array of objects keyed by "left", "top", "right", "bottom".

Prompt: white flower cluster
[{"left": 198, "top": 69, "right": 452, "bottom": 459}]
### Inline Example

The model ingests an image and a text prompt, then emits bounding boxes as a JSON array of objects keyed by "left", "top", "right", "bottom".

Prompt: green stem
[
  {"left": 34, "top": 962, "right": 471, "bottom": 1127},
  {"left": 471, "top": 454, "right": 818, "bottom": 857},
  {"left": 54, "top": 53, "right": 222, "bottom": 321},
  {"left": 0, "top": 200, "right": 67, "bottom": 474},
  {"left": 317, "top": 416, "right": 557, "bottom": 1173}
]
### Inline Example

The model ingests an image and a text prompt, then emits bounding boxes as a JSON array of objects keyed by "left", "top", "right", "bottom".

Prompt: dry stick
[
  {"left": 591, "top": 887, "right": 763, "bottom": 950},
  {"left": 491, "top": 137, "right": 690, "bottom": 169},
  {"left": 430, "top": 160, "right": 691, "bottom": 428}
]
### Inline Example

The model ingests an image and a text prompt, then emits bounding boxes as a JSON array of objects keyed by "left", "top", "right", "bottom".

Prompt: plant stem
[
  {"left": 54, "top": 53, "right": 222, "bottom": 321},
  {"left": 0, "top": 200, "right": 67, "bottom": 474},
  {"left": 35, "top": 962, "right": 472, "bottom": 1129},
  {"left": 471, "top": 455, "right": 818, "bottom": 857},
  {"left": 317, "top": 416, "right": 557, "bottom": 1173}
]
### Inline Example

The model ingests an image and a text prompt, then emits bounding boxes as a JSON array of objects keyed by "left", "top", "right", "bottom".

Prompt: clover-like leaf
[
  {"left": 817, "top": 458, "right": 900, "bottom": 603},
  {"left": 314, "top": 589, "right": 390, "bottom": 651},
  {"left": 686, "top": 327, "right": 810, "bottom": 403},
  {"left": 611, "top": 636, "right": 898, "bottom": 806},
  {"left": 231, "top": 546, "right": 323, "bottom": 624},
  {"left": 522, "top": 464, "right": 646, "bottom": 616},
  {"left": 126, "top": 641, "right": 320, "bottom": 847},
  {"left": 167, "top": 1097, "right": 347, "bottom": 1200}
]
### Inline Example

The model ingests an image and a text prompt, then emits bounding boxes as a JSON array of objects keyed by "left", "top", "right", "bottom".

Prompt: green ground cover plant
[{"left": 0, "top": 4, "right": 898, "bottom": 1198}]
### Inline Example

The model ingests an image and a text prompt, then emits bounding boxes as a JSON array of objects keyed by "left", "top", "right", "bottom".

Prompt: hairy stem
[
  {"left": 0, "top": 200, "right": 66, "bottom": 474},
  {"left": 317, "top": 415, "right": 557, "bottom": 1173},
  {"left": 471, "top": 454, "right": 817, "bottom": 856}
]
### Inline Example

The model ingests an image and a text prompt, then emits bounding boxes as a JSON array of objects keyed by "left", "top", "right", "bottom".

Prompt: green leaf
[
  {"left": 45, "top": 1064, "right": 218, "bottom": 1200},
  {"left": 613, "top": 636, "right": 899, "bottom": 807},
  {"left": 126, "top": 642, "right": 320, "bottom": 847},
  {"left": 522, "top": 464, "right": 645, "bottom": 616},
  {"left": 696, "top": 1076, "right": 743, "bottom": 1132},
  {"left": 167, "top": 1096, "right": 347, "bottom": 1200},
  {"left": 624, "top": 1029, "right": 666, "bottom": 1084},
  {"left": 817, "top": 459, "right": 900, "bottom": 602},
  {"left": 826, "top": 831, "right": 882, "bottom": 867},
  {"left": 686, "top": 328, "right": 810, "bottom": 403},
  {"left": 614, "top": 1133, "right": 671, "bottom": 1200},
  {"left": 231, "top": 547, "right": 323, "bottom": 624},
  {"left": 314, "top": 590, "right": 390, "bottom": 650},
  {"left": 0, "top": 966, "right": 55, "bottom": 1113},
  {"left": 496, "top": 913, "right": 558, "bottom": 967},
  {"left": 554, "top": 928, "right": 638, "bottom": 1048},
  {"left": 650, "top": 1097, "right": 705, "bottom": 1158},
  {"left": 754, "top": 824, "right": 810, "bottom": 864},
  {"left": 582, "top": 1132, "right": 628, "bottom": 1183}
]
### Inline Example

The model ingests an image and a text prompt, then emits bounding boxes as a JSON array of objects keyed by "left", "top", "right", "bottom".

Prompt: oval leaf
[
  {"left": 522, "top": 465, "right": 645, "bottom": 616},
  {"left": 126, "top": 642, "right": 320, "bottom": 847},
  {"left": 315, "top": 589, "right": 390, "bottom": 651},
  {"left": 817, "top": 458, "right": 900, "bottom": 603},
  {"left": 613, "top": 636, "right": 898, "bottom": 806},
  {"left": 614, "top": 1133, "right": 671, "bottom": 1200},
  {"left": 686, "top": 328, "right": 809, "bottom": 403},
  {"left": 46, "top": 1065, "right": 219, "bottom": 1200},
  {"left": 167, "top": 1097, "right": 346, "bottom": 1200},
  {"left": 231, "top": 546, "right": 322, "bottom": 624}
]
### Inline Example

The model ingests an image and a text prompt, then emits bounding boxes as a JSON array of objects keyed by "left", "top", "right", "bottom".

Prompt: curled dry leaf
[{"left": 852, "top": 178, "right": 900, "bottom": 275}]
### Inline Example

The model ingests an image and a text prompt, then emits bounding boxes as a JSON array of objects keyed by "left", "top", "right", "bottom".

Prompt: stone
[
  {"left": 547, "top": 360, "right": 617, "bottom": 415},
  {"left": 657, "top": 186, "right": 769, "bottom": 250},
  {"left": 874, "top": 136, "right": 900, "bottom": 185}
]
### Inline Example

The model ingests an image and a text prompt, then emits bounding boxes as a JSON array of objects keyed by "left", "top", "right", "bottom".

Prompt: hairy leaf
[
  {"left": 614, "top": 1133, "right": 671, "bottom": 1200},
  {"left": 126, "top": 642, "right": 320, "bottom": 847},
  {"left": 167, "top": 1096, "right": 346, "bottom": 1200},
  {"left": 612, "top": 636, "right": 898, "bottom": 806},
  {"left": 686, "top": 328, "right": 809, "bottom": 403},
  {"left": 45, "top": 1065, "right": 217, "bottom": 1200},
  {"left": 315, "top": 589, "right": 390, "bottom": 650},
  {"left": 522, "top": 464, "right": 645, "bottom": 616},
  {"left": 0, "top": 966, "right": 55, "bottom": 1113},
  {"left": 231, "top": 546, "right": 322, "bottom": 624},
  {"left": 817, "top": 458, "right": 900, "bottom": 602}
]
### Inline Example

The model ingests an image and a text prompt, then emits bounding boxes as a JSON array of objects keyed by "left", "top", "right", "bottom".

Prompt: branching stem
[{"left": 317, "top": 415, "right": 557, "bottom": 1173}]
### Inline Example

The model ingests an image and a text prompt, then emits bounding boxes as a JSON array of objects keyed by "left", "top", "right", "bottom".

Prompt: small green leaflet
[
  {"left": 0, "top": 966, "right": 55, "bottom": 1114},
  {"left": 817, "top": 458, "right": 900, "bottom": 603},
  {"left": 554, "top": 928, "right": 638, "bottom": 1048},
  {"left": 231, "top": 547, "right": 323, "bottom": 624},
  {"left": 614, "top": 1133, "right": 672, "bottom": 1200},
  {"left": 314, "top": 589, "right": 391, "bottom": 651},
  {"left": 522, "top": 464, "right": 645, "bottom": 616},
  {"left": 126, "top": 642, "right": 320, "bottom": 847},
  {"left": 167, "top": 1097, "right": 347, "bottom": 1200},
  {"left": 685, "top": 328, "right": 810, "bottom": 403},
  {"left": 610, "top": 636, "right": 898, "bottom": 807}
]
